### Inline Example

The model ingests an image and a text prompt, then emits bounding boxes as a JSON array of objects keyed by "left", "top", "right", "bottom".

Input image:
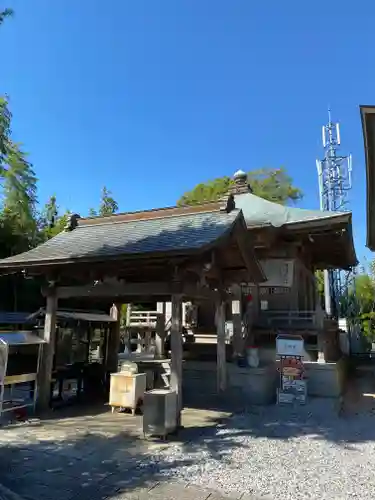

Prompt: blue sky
[{"left": 0, "top": 1, "right": 373, "bottom": 262}]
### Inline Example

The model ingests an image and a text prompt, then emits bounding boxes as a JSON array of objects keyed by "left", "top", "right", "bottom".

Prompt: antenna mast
[{"left": 316, "top": 110, "right": 353, "bottom": 317}]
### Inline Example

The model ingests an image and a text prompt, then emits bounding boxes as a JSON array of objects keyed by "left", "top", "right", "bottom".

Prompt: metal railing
[{"left": 256, "top": 310, "right": 318, "bottom": 330}]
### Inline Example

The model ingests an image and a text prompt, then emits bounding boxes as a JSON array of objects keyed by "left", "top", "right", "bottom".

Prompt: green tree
[
  {"left": 99, "top": 186, "right": 118, "bottom": 215},
  {"left": 0, "top": 96, "right": 11, "bottom": 161},
  {"left": 98, "top": 186, "right": 118, "bottom": 216},
  {"left": 38, "top": 196, "right": 71, "bottom": 241},
  {"left": 88, "top": 187, "right": 118, "bottom": 217},
  {"left": 0, "top": 8, "right": 12, "bottom": 27},
  {"left": 177, "top": 167, "right": 303, "bottom": 206},
  {"left": 1, "top": 141, "right": 38, "bottom": 250}
]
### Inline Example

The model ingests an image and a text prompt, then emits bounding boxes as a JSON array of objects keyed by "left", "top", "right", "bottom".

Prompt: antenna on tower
[{"left": 316, "top": 109, "right": 353, "bottom": 317}]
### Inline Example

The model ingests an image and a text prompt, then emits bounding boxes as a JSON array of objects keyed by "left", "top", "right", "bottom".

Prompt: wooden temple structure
[
  {"left": 0, "top": 170, "right": 357, "bottom": 411},
  {"left": 0, "top": 194, "right": 264, "bottom": 413}
]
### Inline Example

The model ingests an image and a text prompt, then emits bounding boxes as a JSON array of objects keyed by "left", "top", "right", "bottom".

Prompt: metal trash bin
[{"left": 143, "top": 389, "right": 177, "bottom": 439}]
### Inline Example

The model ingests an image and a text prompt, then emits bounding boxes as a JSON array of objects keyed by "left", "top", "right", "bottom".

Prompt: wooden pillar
[
  {"left": 216, "top": 298, "right": 227, "bottom": 392},
  {"left": 253, "top": 284, "right": 260, "bottom": 322},
  {"left": 231, "top": 284, "right": 243, "bottom": 359},
  {"left": 106, "top": 303, "right": 121, "bottom": 373},
  {"left": 291, "top": 259, "right": 299, "bottom": 310},
  {"left": 37, "top": 287, "right": 58, "bottom": 412},
  {"left": 170, "top": 294, "right": 183, "bottom": 425},
  {"left": 156, "top": 302, "right": 166, "bottom": 357}
]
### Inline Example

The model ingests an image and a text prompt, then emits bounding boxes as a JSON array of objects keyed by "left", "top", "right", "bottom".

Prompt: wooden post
[
  {"left": 37, "top": 287, "right": 58, "bottom": 412},
  {"left": 216, "top": 298, "right": 227, "bottom": 392},
  {"left": 106, "top": 303, "right": 121, "bottom": 373},
  {"left": 170, "top": 294, "right": 183, "bottom": 425},
  {"left": 231, "top": 284, "right": 242, "bottom": 359},
  {"left": 156, "top": 302, "right": 166, "bottom": 357}
]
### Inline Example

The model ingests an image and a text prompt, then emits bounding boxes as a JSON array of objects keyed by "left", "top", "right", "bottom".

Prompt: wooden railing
[{"left": 256, "top": 310, "right": 319, "bottom": 330}]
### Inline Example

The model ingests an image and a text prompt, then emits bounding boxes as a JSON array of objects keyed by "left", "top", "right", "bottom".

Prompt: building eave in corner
[{"left": 360, "top": 105, "right": 375, "bottom": 251}]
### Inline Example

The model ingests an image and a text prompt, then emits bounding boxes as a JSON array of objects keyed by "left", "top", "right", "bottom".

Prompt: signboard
[
  {"left": 277, "top": 335, "right": 306, "bottom": 405},
  {"left": 231, "top": 300, "right": 241, "bottom": 315},
  {"left": 276, "top": 334, "right": 304, "bottom": 357}
]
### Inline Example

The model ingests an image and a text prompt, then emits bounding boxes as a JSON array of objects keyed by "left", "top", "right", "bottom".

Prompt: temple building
[{"left": 0, "top": 170, "right": 357, "bottom": 410}]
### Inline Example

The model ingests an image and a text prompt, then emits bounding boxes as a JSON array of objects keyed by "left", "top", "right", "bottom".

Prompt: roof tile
[{"left": 0, "top": 209, "right": 240, "bottom": 267}]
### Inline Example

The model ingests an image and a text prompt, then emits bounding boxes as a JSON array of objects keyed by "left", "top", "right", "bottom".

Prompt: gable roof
[{"left": 0, "top": 207, "right": 242, "bottom": 269}]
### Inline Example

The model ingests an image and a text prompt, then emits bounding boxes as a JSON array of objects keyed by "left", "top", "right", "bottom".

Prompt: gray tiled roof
[
  {"left": 235, "top": 192, "right": 351, "bottom": 227},
  {"left": 0, "top": 209, "right": 240, "bottom": 268}
]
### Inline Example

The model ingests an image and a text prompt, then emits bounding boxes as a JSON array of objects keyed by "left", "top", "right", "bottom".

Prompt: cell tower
[{"left": 316, "top": 110, "right": 353, "bottom": 317}]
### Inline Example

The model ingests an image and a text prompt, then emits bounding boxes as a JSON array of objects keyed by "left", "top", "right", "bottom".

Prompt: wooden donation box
[
  {"left": 109, "top": 372, "right": 146, "bottom": 415},
  {"left": 143, "top": 389, "right": 177, "bottom": 439}
]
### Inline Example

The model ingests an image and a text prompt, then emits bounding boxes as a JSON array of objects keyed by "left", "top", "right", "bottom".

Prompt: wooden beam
[
  {"left": 170, "top": 294, "right": 183, "bottom": 426},
  {"left": 216, "top": 298, "right": 227, "bottom": 392},
  {"left": 37, "top": 287, "right": 58, "bottom": 412},
  {"left": 234, "top": 225, "right": 265, "bottom": 284},
  {"left": 231, "top": 284, "right": 243, "bottom": 359},
  {"left": 54, "top": 281, "right": 220, "bottom": 301}
]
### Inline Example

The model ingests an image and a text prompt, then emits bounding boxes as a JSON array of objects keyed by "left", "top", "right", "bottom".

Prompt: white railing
[{"left": 127, "top": 310, "right": 161, "bottom": 327}]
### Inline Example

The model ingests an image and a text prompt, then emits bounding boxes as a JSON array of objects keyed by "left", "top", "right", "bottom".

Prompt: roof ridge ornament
[
  {"left": 230, "top": 170, "right": 252, "bottom": 194},
  {"left": 64, "top": 213, "right": 81, "bottom": 232}
]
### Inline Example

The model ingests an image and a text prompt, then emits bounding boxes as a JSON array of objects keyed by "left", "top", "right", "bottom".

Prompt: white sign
[
  {"left": 232, "top": 300, "right": 240, "bottom": 315},
  {"left": 276, "top": 335, "right": 304, "bottom": 356}
]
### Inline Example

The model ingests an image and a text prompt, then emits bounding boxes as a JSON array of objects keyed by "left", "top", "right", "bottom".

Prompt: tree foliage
[
  {"left": 177, "top": 168, "right": 303, "bottom": 206},
  {"left": 38, "top": 196, "right": 71, "bottom": 242},
  {"left": 89, "top": 186, "right": 118, "bottom": 216},
  {"left": 0, "top": 8, "right": 12, "bottom": 27}
]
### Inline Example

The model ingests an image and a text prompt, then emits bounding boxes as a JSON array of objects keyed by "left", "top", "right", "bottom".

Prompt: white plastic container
[{"left": 246, "top": 347, "right": 259, "bottom": 368}]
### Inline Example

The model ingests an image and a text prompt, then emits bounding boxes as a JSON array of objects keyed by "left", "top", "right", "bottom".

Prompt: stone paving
[{"left": 0, "top": 404, "right": 259, "bottom": 500}]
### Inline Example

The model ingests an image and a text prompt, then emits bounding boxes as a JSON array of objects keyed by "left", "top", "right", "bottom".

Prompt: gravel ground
[{"left": 149, "top": 399, "right": 375, "bottom": 500}]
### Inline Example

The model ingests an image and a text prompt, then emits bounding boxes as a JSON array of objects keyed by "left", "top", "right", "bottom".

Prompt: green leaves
[
  {"left": 99, "top": 186, "right": 118, "bottom": 216},
  {"left": 177, "top": 168, "right": 303, "bottom": 206},
  {"left": 0, "top": 8, "right": 13, "bottom": 27}
]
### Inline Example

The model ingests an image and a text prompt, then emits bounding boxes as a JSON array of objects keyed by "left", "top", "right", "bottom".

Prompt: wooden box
[{"left": 109, "top": 372, "right": 146, "bottom": 415}]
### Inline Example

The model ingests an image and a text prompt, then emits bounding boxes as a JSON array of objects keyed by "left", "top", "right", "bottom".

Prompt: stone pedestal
[
  {"left": 228, "top": 364, "right": 278, "bottom": 405},
  {"left": 304, "top": 360, "right": 347, "bottom": 397}
]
